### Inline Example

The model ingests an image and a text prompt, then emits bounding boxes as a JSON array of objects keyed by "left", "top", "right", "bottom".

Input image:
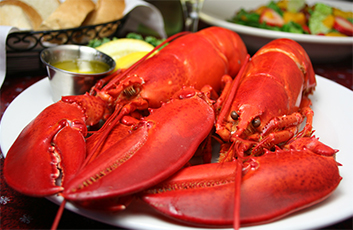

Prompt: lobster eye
[
  {"left": 230, "top": 111, "right": 239, "bottom": 120},
  {"left": 252, "top": 117, "right": 261, "bottom": 127}
]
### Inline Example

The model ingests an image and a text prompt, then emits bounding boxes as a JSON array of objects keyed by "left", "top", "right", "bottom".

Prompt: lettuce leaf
[{"left": 309, "top": 3, "right": 333, "bottom": 35}]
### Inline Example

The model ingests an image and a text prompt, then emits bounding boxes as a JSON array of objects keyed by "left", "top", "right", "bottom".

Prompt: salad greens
[
  {"left": 228, "top": 0, "right": 353, "bottom": 36},
  {"left": 228, "top": 1, "right": 306, "bottom": 34},
  {"left": 309, "top": 3, "right": 333, "bottom": 35},
  {"left": 88, "top": 33, "right": 165, "bottom": 48},
  {"left": 267, "top": 1, "right": 283, "bottom": 16}
]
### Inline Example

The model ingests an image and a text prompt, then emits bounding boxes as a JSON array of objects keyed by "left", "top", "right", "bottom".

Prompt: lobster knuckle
[{"left": 62, "top": 93, "right": 107, "bottom": 126}]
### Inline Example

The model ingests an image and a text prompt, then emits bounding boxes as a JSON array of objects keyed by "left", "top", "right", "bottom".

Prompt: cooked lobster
[
  {"left": 3, "top": 26, "right": 341, "bottom": 229},
  {"left": 140, "top": 38, "right": 341, "bottom": 228},
  {"left": 3, "top": 26, "right": 248, "bottom": 207}
]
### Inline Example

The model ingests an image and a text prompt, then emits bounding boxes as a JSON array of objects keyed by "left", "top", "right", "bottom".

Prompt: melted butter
[{"left": 52, "top": 59, "right": 109, "bottom": 74}]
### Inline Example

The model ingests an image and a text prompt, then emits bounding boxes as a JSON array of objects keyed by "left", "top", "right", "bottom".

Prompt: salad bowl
[{"left": 200, "top": 0, "right": 353, "bottom": 62}]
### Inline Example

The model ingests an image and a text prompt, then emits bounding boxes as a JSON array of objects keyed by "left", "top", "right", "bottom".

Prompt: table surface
[{"left": 1, "top": 32, "right": 353, "bottom": 229}]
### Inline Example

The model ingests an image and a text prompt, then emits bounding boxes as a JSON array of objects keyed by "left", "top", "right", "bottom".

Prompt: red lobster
[
  {"left": 3, "top": 27, "right": 248, "bottom": 210},
  {"left": 140, "top": 38, "right": 342, "bottom": 228}
]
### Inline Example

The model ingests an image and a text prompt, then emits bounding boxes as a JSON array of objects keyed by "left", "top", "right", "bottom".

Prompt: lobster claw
[
  {"left": 4, "top": 102, "right": 87, "bottom": 196},
  {"left": 4, "top": 94, "right": 107, "bottom": 197},
  {"left": 62, "top": 88, "right": 215, "bottom": 206},
  {"left": 140, "top": 147, "right": 342, "bottom": 227}
]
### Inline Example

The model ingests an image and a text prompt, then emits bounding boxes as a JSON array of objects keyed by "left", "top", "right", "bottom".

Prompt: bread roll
[
  {"left": 0, "top": 0, "right": 42, "bottom": 30},
  {"left": 19, "top": 0, "right": 61, "bottom": 22},
  {"left": 83, "top": 0, "right": 125, "bottom": 25},
  {"left": 39, "top": 0, "right": 95, "bottom": 30}
]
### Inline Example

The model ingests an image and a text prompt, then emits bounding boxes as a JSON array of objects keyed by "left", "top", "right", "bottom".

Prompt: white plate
[
  {"left": 200, "top": 0, "right": 353, "bottom": 62},
  {"left": 1, "top": 76, "right": 353, "bottom": 230}
]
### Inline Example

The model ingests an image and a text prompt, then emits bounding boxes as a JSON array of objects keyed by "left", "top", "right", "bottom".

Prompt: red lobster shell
[
  {"left": 140, "top": 38, "right": 341, "bottom": 228},
  {"left": 3, "top": 27, "right": 248, "bottom": 207}
]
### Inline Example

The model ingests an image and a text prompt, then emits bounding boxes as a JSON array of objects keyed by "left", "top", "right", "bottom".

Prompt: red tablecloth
[{"left": 1, "top": 56, "right": 352, "bottom": 229}]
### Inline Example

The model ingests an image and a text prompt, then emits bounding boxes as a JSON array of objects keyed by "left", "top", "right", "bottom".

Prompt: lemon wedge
[
  {"left": 115, "top": 51, "right": 151, "bottom": 69},
  {"left": 96, "top": 38, "right": 155, "bottom": 70}
]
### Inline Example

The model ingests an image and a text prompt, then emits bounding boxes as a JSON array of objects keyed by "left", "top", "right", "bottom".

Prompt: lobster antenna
[
  {"left": 232, "top": 140, "right": 247, "bottom": 230},
  {"left": 214, "top": 55, "right": 249, "bottom": 230},
  {"left": 233, "top": 156, "right": 243, "bottom": 230},
  {"left": 51, "top": 199, "right": 67, "bottom": 230},
  {"left": 215, "top": 55, "right": 249, "bottom": 130}
]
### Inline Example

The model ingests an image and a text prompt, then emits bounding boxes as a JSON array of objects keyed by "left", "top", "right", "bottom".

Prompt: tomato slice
[
  {"left": 333, "top": 16, "right": 353, "bottom": 36},
  {"left": 259, "top": 8, "right": 284, "bottom": 27}
]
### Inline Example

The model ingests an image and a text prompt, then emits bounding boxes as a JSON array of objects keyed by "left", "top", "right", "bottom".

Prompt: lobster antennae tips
[
  {"left": 51, "top": 199, "right": 67, "bottom": 230},
  {"left": 233, "top": 157, "right": 243, "bottom": 230},
  {"left": 116, "top": 204, "right": 127, "bottom": 211}
]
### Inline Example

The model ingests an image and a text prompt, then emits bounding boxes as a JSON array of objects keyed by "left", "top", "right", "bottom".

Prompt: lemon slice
[
  {"left": 115, "top": 51, "right": 151, "bottom": 69},
  {"left": 96, "top": 38, "right": 155, "bottom": 69}
]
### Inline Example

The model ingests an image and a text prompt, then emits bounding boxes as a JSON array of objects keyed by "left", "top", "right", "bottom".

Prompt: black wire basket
[{"left": 6, "top": 15, "right": 128, "bottom": 75}]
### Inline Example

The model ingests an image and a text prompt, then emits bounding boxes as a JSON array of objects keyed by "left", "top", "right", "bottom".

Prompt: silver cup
[{"left": 40, "top": 45, "right": 116, "bottom": 102}]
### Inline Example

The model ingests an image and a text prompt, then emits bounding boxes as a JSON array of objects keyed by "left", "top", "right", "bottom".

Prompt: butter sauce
[{"left": 52, "top": 59, "right": 110, "bottom": 74}]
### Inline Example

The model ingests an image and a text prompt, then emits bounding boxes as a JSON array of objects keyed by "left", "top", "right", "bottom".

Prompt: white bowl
[{"left": 200, "top": 0, "right": 353, "bottom": 62}]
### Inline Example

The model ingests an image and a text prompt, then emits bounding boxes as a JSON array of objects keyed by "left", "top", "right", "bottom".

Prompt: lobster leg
[
  {"left": 296, "top": 97, "right": 315, "bottom": 138},
  {"left": 251, "top": 127, "right": 298, "bottom": 155},
  {"left": 285, "top": 136, "right": 339, "bottom": 156}
]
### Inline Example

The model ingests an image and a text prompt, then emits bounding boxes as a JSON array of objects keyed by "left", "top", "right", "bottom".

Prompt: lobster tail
[
  {"left": 253, "top": 38, "right": 316, "bottom": 93},
  {"left": 197, "top": 27, "right": 248, "bottom": 77}
]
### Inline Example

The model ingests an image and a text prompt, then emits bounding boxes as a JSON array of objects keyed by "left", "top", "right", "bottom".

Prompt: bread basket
[{"left": 6, "top": 16, "right": 128, "bottom": 75}]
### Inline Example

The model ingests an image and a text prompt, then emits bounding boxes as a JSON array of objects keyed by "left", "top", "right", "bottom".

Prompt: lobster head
[{"left": 216, "top": 38, "right": 316, "bottom": 146}]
